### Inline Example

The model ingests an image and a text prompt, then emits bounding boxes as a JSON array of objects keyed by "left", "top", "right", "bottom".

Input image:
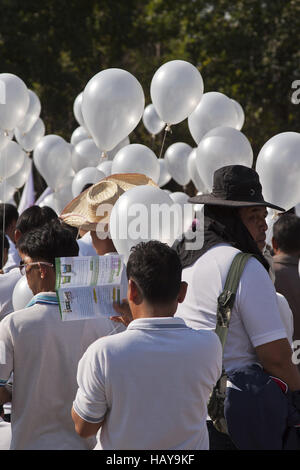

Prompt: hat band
[{"left": 212, "top": 187, "right": 265, "bottom": 202}]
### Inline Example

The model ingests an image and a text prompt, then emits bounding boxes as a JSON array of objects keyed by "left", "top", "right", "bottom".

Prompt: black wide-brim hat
[{"left": 189, "top": 165, "right": 285, "bottom": 212}]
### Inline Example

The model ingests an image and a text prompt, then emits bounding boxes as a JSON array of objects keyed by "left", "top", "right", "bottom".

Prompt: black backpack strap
[{"left": 216, "top": 252, "right": 253, "bottom": 349}]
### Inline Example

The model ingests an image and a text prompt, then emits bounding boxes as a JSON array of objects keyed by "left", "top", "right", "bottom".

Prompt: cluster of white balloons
[{"left": 0, "top": 73, "right": 45, "bottom": 203}]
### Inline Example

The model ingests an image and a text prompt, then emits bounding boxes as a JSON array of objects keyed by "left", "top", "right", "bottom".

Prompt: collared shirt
[
  {"left": 73, "top": 316, "right": 222, "bottom": 450},
  {"left": 0, "top": 292, "right": 124, "bottom": 450},
  {"left": 273, "top": 253, "right": 300, "bottom": 341},
  {"left": 0, "top": 268, "right": 22, "bottom": 321}
]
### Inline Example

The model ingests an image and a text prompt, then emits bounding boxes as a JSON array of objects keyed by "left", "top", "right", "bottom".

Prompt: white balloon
[
  {"left": 112, "top": 144, "right": 160, "bottom": 183},
  {"left": 72, "top": 167, "right": 105, "bottom": 198},
  {"left": 0, "top": 73, "right": 29, "bottom": 130},
  {"left": 188, "top": 92, "right": 239, "bottom": 145},
  {"left": 110, "top": 185, "right": 179, "bottom": 264},
  {"left": 0, "top": 181, "right": 15, "bottom": 203},
  {"left": 6, "top": 155, "right": 31, "bottom": 188},
  {"left": 157, "top": 159, "right": 171, "bottom": 187},
  {"left": 72, "top": 138, "right": 101, "bottom": 172},
  {"left": 256, "top": 132, "right": 300, "bottom": 211},
  {"left": 53, "top": 178, "right": 74, "bottom": 213},
  {"left": 150, "top": 60, "right": 204, "bottom": 125},
  {"left": 196, "top": 126, "right": 253, "bottom": 191},
  {"left": 15, "top": 118, "right": 45, "bottom": 152},
  {"left": 106, "top": 136, "right": 130, "bottom": 161},
  {"left": 142, "top": 103, "right": 165, "bottom": 135},
  {"left": 97, "top": 160, "right": 113, "bottom": 177},
  {"left": 39, "top": 193, "right": 58, "bottom": 214},
  {"left": 73, "top": 92, "right": 85, "bottom": 127},
  {"left": 12, "top": 276, "right": 34, "bottom": 311},
  {"left": 0, "top": 128, "right": 13, "bottom": 151},
  {"left": 70, "top": 126, "right": 91, "bottom": 146},
  {"left": 231, "top": 99, "right": 245, "bottom": 130},
  {"left": 170, "top": 191, "right": 194, "bottom": 233},
  {"left": 0, "top": 141, "right": 25, "bottom": 178},
  {"left": 170, "top": 191, "right": 189, "bottom": 205},
  {"left": 164, "top": 142, "right": 192, "bottom": 186},
  {"left": 188, "top": 148, "right": 207, "bottom": 192},
  {"left": 82, "top": 68, "right": 145, "bottom": 151},
  {"left": 33, "top": 134, "right": 73, "bottom": 191},
  {"left": 16, "top": 89, "right": 41, "bottom": 134}
]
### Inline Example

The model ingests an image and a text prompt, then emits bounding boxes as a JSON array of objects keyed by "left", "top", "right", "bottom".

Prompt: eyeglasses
[{"left": 19, "top": 261, "right": 54, "bottom": 276}]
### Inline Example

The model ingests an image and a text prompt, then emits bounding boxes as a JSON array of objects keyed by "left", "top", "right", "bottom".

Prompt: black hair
[
  {"left": 0, "top": 231, "right": 9, "bottom": 269},
  {"left": 0, "top": 204, "right": 19, "bottom": 231},
  {"left": 126, "top": 241, "right": 182, "bottom": 305},
  {"left": 16, "top": 219, "right": 79, "bottom": 265},
  {"left": 15, "top": 205, "right": 57, "bottom": 234},
  {"left": 273, "top": 214, "right": 300, "bottom": 254}
]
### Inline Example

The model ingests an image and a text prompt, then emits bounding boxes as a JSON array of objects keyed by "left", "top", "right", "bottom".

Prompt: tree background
[{"left": 1, "top": 0, "right": 299, "bottom": 197}]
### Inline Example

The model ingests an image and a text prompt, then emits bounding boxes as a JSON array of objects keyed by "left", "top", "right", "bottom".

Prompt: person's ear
[
  {"left": 272, "top": 236, "right": 278, "bottom": 252},
  {"left": 14, "top": 229, "right": 21, "bottom": 243},
  {"left": 177, "top": 281, "right": 188, "bottom": 303},
  {"left": 39, "top": 263, "right": 47, "bottom": 280},
  {"left": 128, "top": 279, "right": 142, "bottom": 304}
]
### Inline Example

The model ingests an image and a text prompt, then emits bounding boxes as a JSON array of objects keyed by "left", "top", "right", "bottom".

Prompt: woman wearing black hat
[{"left": 174, "top": 165, "right": 300, "bottom": 450}]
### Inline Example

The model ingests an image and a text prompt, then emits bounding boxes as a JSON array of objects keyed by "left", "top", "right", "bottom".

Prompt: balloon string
[
  {"left": 100, "top": 151, "right": 108, "bottom": 162},
  {"left": 151, "top": 134, "right": 155, "bottom": 151},
  {"left": 159, "top": 124, "right": 171, "bottom": 159},
  {"left": 1, "top": 146, "right": 7, "bottom": 269}
]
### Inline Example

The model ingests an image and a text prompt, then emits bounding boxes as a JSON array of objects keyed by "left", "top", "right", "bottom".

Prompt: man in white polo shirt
[
  {"left": 72, "top": 241, "right": 222, "bottom": 450},
  {"left": 0, "top": 219, "right": 122, "bottom": 450}
]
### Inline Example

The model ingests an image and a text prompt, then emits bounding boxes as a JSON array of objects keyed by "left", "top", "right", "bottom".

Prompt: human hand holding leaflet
[{"left": 111, "top": 299, "right": 133, "bottom": 328}]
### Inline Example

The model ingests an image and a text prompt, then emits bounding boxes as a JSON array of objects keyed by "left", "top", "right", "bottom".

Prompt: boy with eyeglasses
[{"left": 0, "top": 219, "right": 121, "bottom": 450}]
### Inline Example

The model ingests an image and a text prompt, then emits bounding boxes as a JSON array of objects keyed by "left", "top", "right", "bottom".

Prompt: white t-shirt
[
  {"left": 0, "top": 418, "right": 11, "bottom": 450},
  {"left": 0, "top": 268, "right": 22, "bottom": 321},
  {"left": 73, "top": 316, "right": 222, "bottom": 450},
  {"left": 276, "top": 292, "right": 294, "bottom": 345},
  {"left": 0, "top": 292, "right": 125, "bottom": 450},
  {"left": 175, "top": 244, "right": 287, "bottom": 374},
  {"left": 3, "top": 237, "right": 20, "bottom": 272},
  {"left": 77, "top": 233, "right": 97, "bottom": 257}
]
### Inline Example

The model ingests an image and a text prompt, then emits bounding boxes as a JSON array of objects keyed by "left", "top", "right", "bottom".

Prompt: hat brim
[
  {"left": 188, "top": 194, "right": 285, "bottom": 212},
  {"left": 60, "top": 173, "right": 157, "bottom": 231}
]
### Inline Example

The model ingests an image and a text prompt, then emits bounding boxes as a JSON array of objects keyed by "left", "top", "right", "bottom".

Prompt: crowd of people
[{"left": 0, "top": 164, "right": 299, "bottom": 451}]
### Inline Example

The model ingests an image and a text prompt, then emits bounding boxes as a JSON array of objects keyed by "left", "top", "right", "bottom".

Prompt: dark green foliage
[{"left": 1, "top": 0, "right": 299, "bottom": 196}]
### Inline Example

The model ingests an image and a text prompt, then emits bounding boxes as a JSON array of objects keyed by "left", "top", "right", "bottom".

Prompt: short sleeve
[
  {"left": 73, "top": 342, "right": 108, "bottom": 423},
  {"left": 237, "top": 258, "right": 287, "bottom": 348},
  {"left": 0, "top": 317, "right": 14, "bottom": 386}
]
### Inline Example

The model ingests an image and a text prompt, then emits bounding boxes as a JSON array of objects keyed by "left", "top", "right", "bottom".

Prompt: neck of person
[
  {"left": 32, "top": 277, "right": 56, "bottom": 296},
  {"left": 274, "top": 248, "right": 300, "bottom": 258},
  {"left": 130, "top": 300, "right": 177, "bottom": 320}
]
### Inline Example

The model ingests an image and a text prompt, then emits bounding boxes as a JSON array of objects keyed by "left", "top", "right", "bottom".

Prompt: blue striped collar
[
  {"left": 26, "top": 292, "right": 59, "bottom": 308},
  {"left": 127, "top": 317, "right": 188, "bottom": 331}
]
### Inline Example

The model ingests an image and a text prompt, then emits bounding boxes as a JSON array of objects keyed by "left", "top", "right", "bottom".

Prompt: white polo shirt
[
  {"left": 0, "top": 292, "right": 124, "bottom": 450},
  {"left": 73, "top": 316, "right": 222, "bottom": 450},
  {"left": 175, "top": 243, "right": 287, "bottom": 374}
]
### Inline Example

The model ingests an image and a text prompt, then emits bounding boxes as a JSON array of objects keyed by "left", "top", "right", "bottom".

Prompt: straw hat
[{"left": 60, "top": 173, "right": 157, "bottom": 231}]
